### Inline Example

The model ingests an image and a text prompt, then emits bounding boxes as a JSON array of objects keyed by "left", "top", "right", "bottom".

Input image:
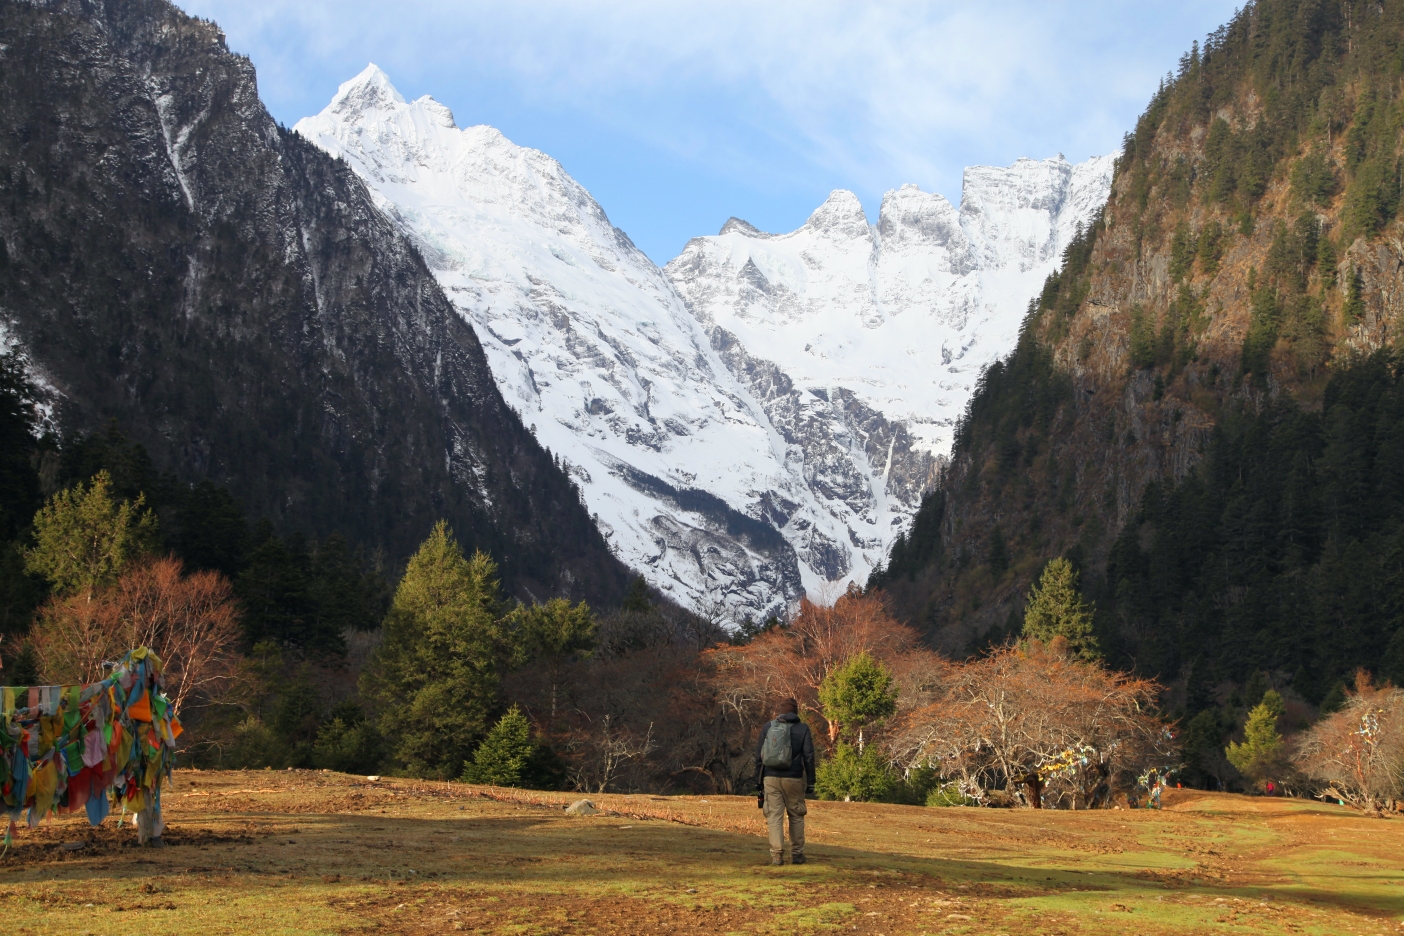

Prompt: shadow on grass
[
  {"left": 290, "top": 810, "right": 1404, "bottom": 921},
  {"left": 15, "top": 799, "right": 1404, "bottom": 926}
]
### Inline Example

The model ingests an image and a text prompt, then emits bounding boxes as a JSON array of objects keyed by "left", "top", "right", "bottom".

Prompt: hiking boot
[
  {"left": 790, "top": 853, "right": 806, "bottom": 865},
  {"left": 770, "top": 855, "right": 784, "bottom": 866}
]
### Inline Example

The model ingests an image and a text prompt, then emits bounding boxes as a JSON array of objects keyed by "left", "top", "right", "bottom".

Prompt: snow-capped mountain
[
  {"left": 297, "top": 66, "right": 821, "bottom": 619},
  {"left": 296, "top": 65, "right": 1113, "bottom": 619},
  {"left": 665, "top": 155, "right": 1117, "bottom": 461}
]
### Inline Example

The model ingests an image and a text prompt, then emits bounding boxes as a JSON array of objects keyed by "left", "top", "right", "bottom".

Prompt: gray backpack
[{"left": 760, "top": 720, "right": 794, "bottom": 769}]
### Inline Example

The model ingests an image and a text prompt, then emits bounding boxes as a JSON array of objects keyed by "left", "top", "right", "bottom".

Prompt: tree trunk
[{"left": 1025, "top": 773, "right": 1043, "bottom": 809}]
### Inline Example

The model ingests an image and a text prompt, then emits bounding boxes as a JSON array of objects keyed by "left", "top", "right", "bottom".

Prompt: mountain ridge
[
  {"left": 875, "top": 0, "right": 1404, "bottom": 699},
  {"left": 0, "top": 0, "right": 629, "bottom": 605}
]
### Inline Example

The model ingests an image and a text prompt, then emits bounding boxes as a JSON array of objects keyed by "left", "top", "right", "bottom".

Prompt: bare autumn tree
[
  {"left": 31, "top": 556, "right": 242, "bottom": 713},
  {"left": 550, "top": 647, "right": 670, "bottom": 793},
  {"left": 1293, "top": 673, "right": 1404, "bottom": 815},
  {"left": 890, "top": 640, "right": 1173, "bottom": 808}
]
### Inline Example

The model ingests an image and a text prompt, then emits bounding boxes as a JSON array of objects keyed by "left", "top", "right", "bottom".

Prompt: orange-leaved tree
[
  {"left": 31, "top": 556, "right": 242, "bottom": 712},
  {"left": 890, "top": 641, "right": 1172, "bottom": 808},
  {"left": 1293, "top": 672, "right": 1404, "bottom": 815},
  {"left": 710, "top": 589, "right": 922, "bottom": 746}
]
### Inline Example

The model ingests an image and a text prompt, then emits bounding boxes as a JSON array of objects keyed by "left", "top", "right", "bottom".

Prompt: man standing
[{"left": 755, "top": 697, "right": 815, "bottom": 866}]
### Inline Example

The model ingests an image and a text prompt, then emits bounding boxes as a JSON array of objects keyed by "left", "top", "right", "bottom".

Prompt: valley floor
[{"left": 3, "top": 771, "right": 1401, "bottom": 935}]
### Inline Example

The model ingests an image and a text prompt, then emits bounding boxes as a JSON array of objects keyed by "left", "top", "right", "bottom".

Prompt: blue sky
[{"left": 179, "top": 0, "right": 1239, "bottom": 265}]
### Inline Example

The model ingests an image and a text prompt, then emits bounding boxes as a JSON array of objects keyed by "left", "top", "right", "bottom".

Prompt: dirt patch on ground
[{"left": 337, "top": 880, "right": 1032, "bottom": 936}]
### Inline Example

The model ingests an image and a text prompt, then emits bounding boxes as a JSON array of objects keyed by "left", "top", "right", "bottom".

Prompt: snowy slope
[
  {"left": 665, "top": 154, "right": 1117, "bottom": 461},
  {"left": 296, "top": 65, "right": 1113, "bottom": 616},
  {"left": 296, "top": 66, "right": 826, "bottom": 619}
]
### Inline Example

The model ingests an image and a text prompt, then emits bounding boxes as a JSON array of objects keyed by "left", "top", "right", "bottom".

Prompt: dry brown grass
[{"left": 4, "top": 770, "right": 1404, "bottom": 934}]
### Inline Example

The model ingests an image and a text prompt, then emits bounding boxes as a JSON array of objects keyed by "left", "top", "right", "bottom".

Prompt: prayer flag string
[{"left": 0, "top": 647, "right": 181, "bottom": 847}]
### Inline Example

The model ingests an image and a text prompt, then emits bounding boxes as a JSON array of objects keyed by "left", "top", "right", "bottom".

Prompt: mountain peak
[
  {"left": 805, "top": 189, "right": 870, "bottom": 239},
  {"left": 330, "top": 63, "right": 406, "bottom": 114},
  {"left": 719, "top": 217, "right": 764, "bottom": 237}
]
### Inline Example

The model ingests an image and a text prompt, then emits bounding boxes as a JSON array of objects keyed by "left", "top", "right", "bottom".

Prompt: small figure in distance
[{"left": 755, "top": 697, "right": 816, "bottom": 866}]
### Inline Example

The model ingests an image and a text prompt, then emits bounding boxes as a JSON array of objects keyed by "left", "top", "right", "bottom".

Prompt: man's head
[{"left": 777, "top": 698, "right": 798, "bottom": 716}]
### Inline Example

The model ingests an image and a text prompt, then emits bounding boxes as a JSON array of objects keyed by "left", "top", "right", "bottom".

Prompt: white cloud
[{"left": 183, "top": 0, "right": 1236, "bottom": 250}]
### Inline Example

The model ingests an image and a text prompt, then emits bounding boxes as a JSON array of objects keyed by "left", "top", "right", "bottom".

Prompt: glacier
[{"left": 296, "top": 65, "right": 1113, "bottom": 620}]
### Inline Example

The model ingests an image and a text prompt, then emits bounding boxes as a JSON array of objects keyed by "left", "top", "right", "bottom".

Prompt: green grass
[{"left": 4, "top": 773, "right": 1404, "bottom": 934}]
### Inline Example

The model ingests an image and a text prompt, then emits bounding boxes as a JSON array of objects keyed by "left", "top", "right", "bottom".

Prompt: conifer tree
[
  {"left": 1022, "top": 558, "right": 1100, "bottom": 660},
  {"left": 819, "top": 651, "right": 897, "bottom": 751},
  {"left": 24, "top": 471, "right": 158, "bottom": 596},
  {"left": 462, "top": 706, "right": 534, "bottom": 787},
  {"left": 511, "top": 597, "right": 596, "bottom": 720},
  {"left": 361, "top": 521, "right": 503, "bottom": 778},
  {"left": 988, "top": 526, "right": 1009, "bottom": 576},
  {"left": 1344, "top": 267, "right": 1366, "bottom": 323},
  {"left": 1226, "top": 690, "right": 1286, "bottom": 791},
  {"left": 621, "top": 576, "right": 652, "bottom": 613}
]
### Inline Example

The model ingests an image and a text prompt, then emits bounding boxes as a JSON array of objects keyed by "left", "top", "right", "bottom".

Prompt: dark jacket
[{"left": 755, "top": 713, "right": 816, "bottom": 787}]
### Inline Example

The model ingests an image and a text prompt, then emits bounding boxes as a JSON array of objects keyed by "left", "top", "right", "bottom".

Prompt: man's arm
[
  {"left": 801, "top": 725, "right": 816, "bottom": 791},
  {"left": 754, "top": 721, "right": 768, "bottom": 788}
]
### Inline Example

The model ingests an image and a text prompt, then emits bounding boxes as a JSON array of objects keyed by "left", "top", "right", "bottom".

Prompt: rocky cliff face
[
  {"left": 880, "top": 0, "right": 1404, "bottom": 655},
  {"left": 0, "top": 0, "right": 628, "bottom": 603}
]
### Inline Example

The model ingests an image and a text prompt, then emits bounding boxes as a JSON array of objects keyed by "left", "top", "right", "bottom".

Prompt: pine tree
[
  {"left": 462, "top": 706, "right": 534, "bottom": 787},
  {"left": 24, "top": 471, "right": 158, "bottom": 596},
  {"left": 818, "top": 652, "right": 897, "bottom": 751},
  {"left": 988, "top": 526, "right": 1009, "bottom": 576},
  {"left": 361, "top": 521, "right": 503, "bottom": 778},
  {"left": 1344, "top": 267, "right": 1366, "bottom": 323},
  {"left": 621, "top": 576, "right": 652, "bottom": 613},
  {"left": 1022, "top": 558, "right": 1100, "bottom": 660},
  {"left": 1226, "top": 689, "right": 1286, "bottom": 792},
  {"left": 511, "top": 597, "right": 596, "bottom": 720}
]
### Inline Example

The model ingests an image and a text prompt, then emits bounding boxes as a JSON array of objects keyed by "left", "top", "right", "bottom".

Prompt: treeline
[
  {"left": 6, "top": 346, "right": 1188, "bottom": 802},
  {"left": 0, "top": 355, "right": 389, "bottom": 655},
  {"left": 1107, "top": 350, "right": 1404, "bottom": 784},
  {"left": 875, "top": 342, "right": 1404, "bottom": 792}
]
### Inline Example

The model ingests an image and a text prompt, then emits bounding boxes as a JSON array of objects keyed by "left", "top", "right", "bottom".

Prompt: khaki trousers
[{"left": 763, "top": 776, "right": 807, "bottom": 858}]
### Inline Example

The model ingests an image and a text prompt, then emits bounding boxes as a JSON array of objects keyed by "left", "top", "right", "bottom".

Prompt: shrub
[
  {"left": 225, "top": 715, "right": 285, "bottom": 769},
  {"left": 815, "top": 742, "right": 898, "bottom": 802},
  {"left": 463, "top": 706, "right": 535, "bottom": 787},
  {"left": 926, "top": 782, "right": 977, "bottom": 807},
  {"left": 312, "top": 703, "right": 386, "bottom": 775}
]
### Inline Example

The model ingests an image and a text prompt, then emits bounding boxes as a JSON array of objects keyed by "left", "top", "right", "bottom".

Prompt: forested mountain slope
[
  {"left": 875, "top": 0, "right": 1404, "bottom": 708},
  {"left": 0, "top": 0, "right": 628, "bottom": 604}
]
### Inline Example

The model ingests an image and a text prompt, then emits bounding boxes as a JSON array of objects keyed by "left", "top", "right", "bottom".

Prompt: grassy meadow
[{"left": 2, "top": 770, "right": 1402, "bottom": 935}]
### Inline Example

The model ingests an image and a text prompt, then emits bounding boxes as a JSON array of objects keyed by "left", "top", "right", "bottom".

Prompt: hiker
[{"left": 755, "top": 697, "right": 815, "bottom": 866}]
